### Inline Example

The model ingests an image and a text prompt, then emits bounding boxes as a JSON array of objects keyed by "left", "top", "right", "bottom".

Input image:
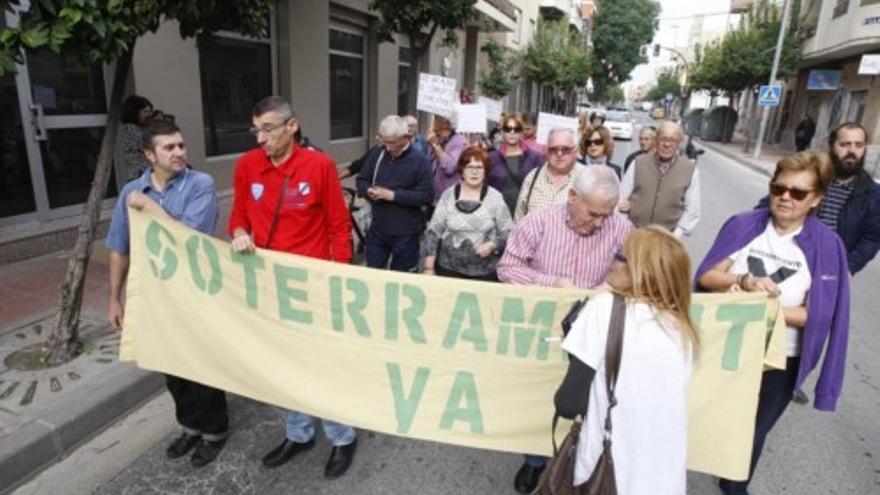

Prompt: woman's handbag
[{"left": 533, "top": 293, "right": 626, "bottom": 495}]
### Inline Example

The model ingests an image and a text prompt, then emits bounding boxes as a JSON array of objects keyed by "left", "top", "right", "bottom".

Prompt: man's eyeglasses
[
  {"left": 585, "top": 138, "right": 604, "bottom": 147},
  {"left": 769, "top": 183, "right": 813, "bottom": 201},
  {"left": 613, "top": 247, "right": 627, "bottom": 264},
  {"left": 547, "top": 146, "right": 575, "bottom": 156},
  {"left": 503, "top": 126, "right": 523, "bottom": 133},
  {"left": 249, "top": 118, "right": 292, "bottom": 136},
  {"left": 657, "top": 136, "right": 679, "bottom": 144}
]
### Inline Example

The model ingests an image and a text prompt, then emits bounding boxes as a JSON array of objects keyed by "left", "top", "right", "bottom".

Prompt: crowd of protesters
[{"left": 104, "top": 90, "right": 878, "bottom": 494}]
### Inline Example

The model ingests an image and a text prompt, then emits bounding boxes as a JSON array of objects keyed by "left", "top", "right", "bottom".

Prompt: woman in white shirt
[{"left": 558, "top": 226, "right": 699, "bottom": 494}]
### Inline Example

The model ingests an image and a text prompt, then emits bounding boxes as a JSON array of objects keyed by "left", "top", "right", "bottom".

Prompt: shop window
[
  {"left": 398, "top": 47, "right": 411, "bottom": 116},
  {"left": 199, "top": 35, "right": 272, "bottom": 156},
  {"left": 330, "top": 26, "right": 365, "bottom": 140}
]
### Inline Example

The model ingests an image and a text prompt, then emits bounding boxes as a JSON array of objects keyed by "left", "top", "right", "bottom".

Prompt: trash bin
[
  {"left": 700, "top": 106, "right": 738, "bottom": 142},
  {"left": 683, "top": 108, "right": 704, "bottom": 138}
]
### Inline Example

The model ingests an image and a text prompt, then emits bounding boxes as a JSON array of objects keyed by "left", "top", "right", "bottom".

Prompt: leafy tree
[
  {"left": 521, "top": 20, "right": 591, "bottom": 113},
  {"left": 370, "top": 0, "right": 477, "bottom": 113},
  {"left": 478, "top": 37, "right": 516, "bottom": 99},
  {"left": 0, "top": 0, "right": 272, "bottom": 365},
  {"left": 645, "top": 69, "right": 682, "bottom": 102},
  {"left": 591, "top": 0, "right": 660, "bottom": 100},
  {"left": 592, "top": 83, "right": 624, "bottom": 105}
]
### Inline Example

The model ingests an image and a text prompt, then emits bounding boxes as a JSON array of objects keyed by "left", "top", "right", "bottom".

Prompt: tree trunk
[
  {"left": 743, "top": 89, "right": 759, "bottom": 153},
  {"left": 43, "top": 48, "right": 134, "bottom": 366}
]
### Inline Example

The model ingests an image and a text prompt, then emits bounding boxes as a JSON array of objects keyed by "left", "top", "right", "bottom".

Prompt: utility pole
[{"left": 753, "top": 0, "right": 792, "bottom": 159}]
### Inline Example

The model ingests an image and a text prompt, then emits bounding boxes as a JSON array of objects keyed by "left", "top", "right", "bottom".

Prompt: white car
[{"left": 604, "top": 110, "right": 634, "bottom": 140}]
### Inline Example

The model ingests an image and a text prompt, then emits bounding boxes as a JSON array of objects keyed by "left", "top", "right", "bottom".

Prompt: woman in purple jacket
[
  {"left": 487, "top": 114, "right": 544, "bottom": 216},
  {"left": 695, "top": 151, "right": 850, "bottom": 495}
]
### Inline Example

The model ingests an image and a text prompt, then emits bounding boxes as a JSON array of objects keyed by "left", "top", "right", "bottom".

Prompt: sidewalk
[
  {"left": 696, "top": 135, "right": 789, "bottom": 178},
  {"left": 0, "top": 199, "right": 233, "bottom": 494}
]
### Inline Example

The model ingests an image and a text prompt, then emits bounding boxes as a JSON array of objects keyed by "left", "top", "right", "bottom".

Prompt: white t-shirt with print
[
  {"left": 562, "top": 293, "right": 692, "bottom": 495},
  {"left": 729, "top": 223, "right": 811, "bottom": 356}
]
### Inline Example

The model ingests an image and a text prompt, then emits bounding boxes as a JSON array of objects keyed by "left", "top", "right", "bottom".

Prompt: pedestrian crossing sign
[{"left": 758, "top": 85, "right": 782, "bottom": 107}]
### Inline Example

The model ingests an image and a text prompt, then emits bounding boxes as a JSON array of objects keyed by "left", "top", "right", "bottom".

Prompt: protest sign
[
  {"left": 536, "top": 112, "right": 580, "bottom": 145},
  {"left": 455, "top": 104, "right": 488, "bottom": 133},
  {"left": 416, "top": 73, "right": 457, "bottom": 117},
  {"left": 478, "top": 96, "right": 504, "bottom": 122},
  {"left": 122, "top": 210, "right": 786, "bottom": 480}
]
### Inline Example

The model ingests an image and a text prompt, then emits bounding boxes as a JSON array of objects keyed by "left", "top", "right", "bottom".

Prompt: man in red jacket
[{"left": 228, "top": 96, "right": 356, "bottom": 478}]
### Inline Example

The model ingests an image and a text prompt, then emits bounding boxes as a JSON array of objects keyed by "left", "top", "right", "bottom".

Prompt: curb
[
  {"left": 697, "top": 139, "right": 773, "bottom": 178},
  {"left": 0, "top": 365, "right": 164, "bottom": 494}
]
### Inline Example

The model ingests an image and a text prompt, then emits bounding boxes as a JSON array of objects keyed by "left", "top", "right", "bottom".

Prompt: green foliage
[
  {"left": 688, "top": 0, "right": 800, "bottom": 95},
  {"left": 0, "top": 0, "right": 271, "bottom": 75},
  {"left": 370, "top": 0, "right": 476, "bottom": 51},
  {"left": 478, "top": 37, "right": 516, "bottom": 98},
  {"left": 591, "top": 0, "right": 660, "bottom": 98},
  {"left": 592, "top": 83, "right": 624, "bottom": 105},
  {"left": 521, "top": 20, "right": 591, "bottom": 91},
  {"left": 645, "top": 69, "right": 682, "bottom": 102}
]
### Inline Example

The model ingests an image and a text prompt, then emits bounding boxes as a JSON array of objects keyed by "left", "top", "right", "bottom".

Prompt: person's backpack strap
[
  {"left": 523, "top": 164, "right": 543, "bottom": 216},
  {"left": 263, "top": 174, "right": 291, "bottom": 249}
]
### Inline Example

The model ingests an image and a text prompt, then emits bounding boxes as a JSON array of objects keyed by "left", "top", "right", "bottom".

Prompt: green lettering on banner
[
  {"left": 385, "top": 362, "right": 430, "bottom": 434},
  {"left": 144, "top": 220, "right": 178, "bottom": 280},
  {"left": 274, "top": 264, "right": 313, "bottom": 325},
  {"left": 438, "top": 371, "right": 484, "bottom": 434},
  {"left": 230, "top": 252, "right": 265, "bottom": 309},
  {"left": 384, "top": 283, "right": 427, "bottom": 343},
  {"left": 689, "top": 303, "right": 705, "bottom": 327},
  {"left": 716, "top": 304, "right": 765, "bottom": 371},
  {"left": 328, "top": 276, "right": 371, "bottom": 337},
  {"left": 442, "top": 293, "right": 487, "bottom": 352},
  {"left": 185, "top": 236, "right": 222, "bottom": 295},
  {"left": 496, "top": 298, "right": 557, "bottom": 360}
]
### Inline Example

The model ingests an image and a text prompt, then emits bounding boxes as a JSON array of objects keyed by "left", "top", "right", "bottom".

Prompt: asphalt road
[{"left": 15, "top": 117, "right": 880, "bottom": 494}]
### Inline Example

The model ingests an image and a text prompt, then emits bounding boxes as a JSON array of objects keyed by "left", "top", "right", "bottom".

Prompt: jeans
[
  {"left": 365, "top": 228, "right": 420, "bottom": 272},
  {"left": 285, "top": 410, "right": 356, "bottom": 447},
  {"left": 164, "top": 374, "right": 228, "bottom": 441},
  {"left": 719, "top": 357, "right": 801, "bottom": 495},
  {"left": 523, "top": 454, "right": 548, "bottom": 468}
]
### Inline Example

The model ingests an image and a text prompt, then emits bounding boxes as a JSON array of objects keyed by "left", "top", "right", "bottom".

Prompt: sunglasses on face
[
  {"left": 769, "top": 182, "right": 813, "bottom": 201},
  {"left": 503, "top": 126, "right": 523, "bottom": 133},
  {"left": 547, "top": 146, "right": 575, "bottom": 156},
  {"left": 613, "top": 247, "right": 627, "bottom": 264},
  {"left": 585, "top": 138, "right": 604, "bottom": 147}
]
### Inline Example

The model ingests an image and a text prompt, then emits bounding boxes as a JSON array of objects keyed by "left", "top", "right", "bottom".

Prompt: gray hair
[
  {"left": 253, "top": 96, "right": 295, "bottom": 120},
  {"left": 640, "top": 126, "right": 657, "bottom": 137},
  {"left": 547, "top": 127, "right": 577, "bottom": 147},
  {"left": 572, "top": 165, "right": 620, "bottom": 203},
  {"left": 378, "top": 115, "right": 409, "bottom": 138},
  {"left": 657, "top": 120, "right": 684, "bottom": 141}
]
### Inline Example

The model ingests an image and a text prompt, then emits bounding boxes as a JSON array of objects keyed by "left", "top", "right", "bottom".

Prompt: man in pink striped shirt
[{"left": 498, "top": 165, "right": 632, "bottom": 492}]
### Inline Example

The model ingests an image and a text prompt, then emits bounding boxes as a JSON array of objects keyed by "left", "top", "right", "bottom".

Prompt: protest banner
[
  {"left": 455, "top": 104, "right": 488, "bottom": 134},
  {"left": 536, "top": 112, "right": 580, "bottom": 145},
  {"left": 478, "top": 96, "right": 504, "bottom": 122},
  {"left": 416, "top": 73, "right": 458, "bottom": 117},
  {"left": 121, "top": 210, "right": 786, "bottom": 481}
]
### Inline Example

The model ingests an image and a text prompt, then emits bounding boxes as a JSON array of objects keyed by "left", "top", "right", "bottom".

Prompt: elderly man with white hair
[
  {"left": 618, "top": 120, "right": 701, "bottom": 237},
  {"left": 497, "top": 164, "right": 633, "bottom": 493},
  {"left": 356, "top": 115, "right": 434, "bottom": 271},
  {"left": 514, "top": 127, "right": 585, "bottom": 222}
]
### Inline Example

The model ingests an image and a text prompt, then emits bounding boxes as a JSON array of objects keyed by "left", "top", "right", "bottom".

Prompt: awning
[{"left": 473, "top": 0, "right": 518, "bottom": 32}]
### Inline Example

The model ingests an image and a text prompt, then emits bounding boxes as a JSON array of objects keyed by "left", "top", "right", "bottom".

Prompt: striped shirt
[
  {"left": 514, "top": 165, "right": 580, "bottom": 221},
  {"left": 817, "top": 180, "right": 855, "bottom": 232},
  {"left": 497, "top": 203, "right": 634, "bottom": 288}
]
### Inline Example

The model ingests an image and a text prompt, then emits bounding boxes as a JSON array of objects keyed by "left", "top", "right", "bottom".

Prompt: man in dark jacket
[
  {"left": 816, "top": 122, "right": 880, "bottom": 274},
  {"left": 356, "top": 115, "right": 434, "bottom": 271}
]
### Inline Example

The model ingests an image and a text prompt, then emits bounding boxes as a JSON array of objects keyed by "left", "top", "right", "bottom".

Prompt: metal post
[{"left": 753, "top": 0, "right": 792, "bottom": 159}]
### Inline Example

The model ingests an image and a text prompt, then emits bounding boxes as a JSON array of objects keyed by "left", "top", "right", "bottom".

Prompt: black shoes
[
  {"left": 324, "top": 439, "right": 357, "bottom": 479},
  {"left": 190, "top": 438, "right": 226, "bottom": 468},
  {"left": 166, "top": 432, "right": 201, "bottom": 459},
  {"left": 514, "top": 462, "right": 545, "bottom": 494},
  {"left": 262, "top": 438, "right": 316, "bottom": 468}
]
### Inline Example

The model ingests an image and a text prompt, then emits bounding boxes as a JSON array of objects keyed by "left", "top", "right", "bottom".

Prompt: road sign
[{"left": 758, "top": 85, "right": 782, "bottom": 106}]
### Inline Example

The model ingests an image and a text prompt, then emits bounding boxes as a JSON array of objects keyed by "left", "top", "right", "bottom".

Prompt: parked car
[{"left": 604, "top": 110, "right": 634, "bottom": 140}]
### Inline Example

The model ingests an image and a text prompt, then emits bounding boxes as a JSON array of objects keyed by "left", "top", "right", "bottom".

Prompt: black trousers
[
  {"left": 719, "top": 357, "right": 801, "bottom": 495},
  {"left": 164, "top": 374, "right": 229, "bottom": 440}
]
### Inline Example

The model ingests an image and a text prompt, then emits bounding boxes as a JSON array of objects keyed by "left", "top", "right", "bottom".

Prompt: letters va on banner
[{"left": 416, "top": 73, "right": 458, "bottom": 118}]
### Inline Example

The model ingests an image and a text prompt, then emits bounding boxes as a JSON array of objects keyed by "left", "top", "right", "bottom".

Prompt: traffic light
[
  {"left": 653, "top": 44, "right": 661, "bottom": 57},
  {"left": 653, "top": 19, "right": 659, "bottom": 30},
  {"left": 640, "top": 45, "right": 648, "bottom": 57}
]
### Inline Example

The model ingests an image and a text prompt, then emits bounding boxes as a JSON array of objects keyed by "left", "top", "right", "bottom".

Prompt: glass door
[{"left": 1, "top": 6, "right": 115, "bottom": 229}]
